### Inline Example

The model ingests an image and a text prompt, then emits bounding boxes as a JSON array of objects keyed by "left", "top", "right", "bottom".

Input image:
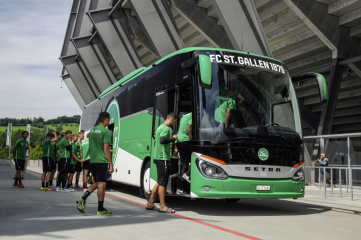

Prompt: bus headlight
[
  {"left": 196, "top": 159, "right": 228, "bottom": 179},
  {"left": 292, "top": 168, "right": 304, "bottom": 181}
]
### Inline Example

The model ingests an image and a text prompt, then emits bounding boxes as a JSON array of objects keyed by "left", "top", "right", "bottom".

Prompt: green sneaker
[
  {"left": 76, "top": 198, "right": 85, "bottom": 213},
  {"left": 97, "top": 208, "right": 112, "bottom": 216},
  {"left": 41, "top": 187, "right": 46, "bottom": 191}
]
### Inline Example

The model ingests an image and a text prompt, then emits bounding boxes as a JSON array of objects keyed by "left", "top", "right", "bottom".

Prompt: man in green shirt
[
  {"left": 57, "top": 130, "right": 73, "bottom": 192},
  {"left": 49, "top": 132, "right": 59, "bottom": 190},
  {"left": 77, "top": 112, "right": 113, "bottom": 216},
  {"left": 12, "top": 131, "right": 31, "bottom": 188},
  {"left": 146, "top": 113, "right": 178, "bottom": 213},
  {"left": 66, "top": 134, "right": 83, "bottom": 191},
  {"left": 80, "top": 133, "right": 90, "bottom": 191},
  {"left": 175, "top": 112, "right": 192, "bottom": 194},
  {"left": 55, "top": 133, "right": 64, "bottom": 189},
  {"left": 41, "top": 132, "right": 58, "bottom": 191},
  {"left": 74, "top": 132, "right": 84, "bottom": 189},
  {"left": 214, "top": 89, "right": 236, "bottom": 128}
]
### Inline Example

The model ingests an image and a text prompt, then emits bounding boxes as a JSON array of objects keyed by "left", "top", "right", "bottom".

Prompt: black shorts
[
  {"left": 83, "top": 160, "right": 90, "bottom": 170},
  {"left": 90, "top": 163, "right": 109, "bottom": 183},
  {"left": 154, "top": 160, "right": 170, "bottom": 188},
  {"left": 42, "top": 157, "right": 54, "bottom": 172},
  {"left": 58, "top": 158, "right": 70, "bottom": 172},
  {"left": 75, "top": 162, "right": 82, "bottom": 172},
  {"left": 14, "top": 159, "right": 25, "bottom": 171},
  {"left": 67, "top": 164, "right": 75, "bottom": 174},
  {"left": 176, "top": 141, "right": 192, "bottom": 163}
]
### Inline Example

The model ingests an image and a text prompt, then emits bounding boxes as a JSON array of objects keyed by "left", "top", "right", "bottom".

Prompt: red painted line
[
  {"left": 170, "top": 213, "right": 263, "bottom": 240},
  {"left": 105, "top": 192, "right": 262, "bottom": 240}
]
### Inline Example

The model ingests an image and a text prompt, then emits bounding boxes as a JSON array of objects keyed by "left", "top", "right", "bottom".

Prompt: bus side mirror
[
  {"left": 198, "top": 54, "right": 212, "bottom": 90},
  {"left": 291, "top": 73, "right": 328, "bottom": 103},
  {"left": 182, "top": 55, "right": 212, "bottom": 90}
]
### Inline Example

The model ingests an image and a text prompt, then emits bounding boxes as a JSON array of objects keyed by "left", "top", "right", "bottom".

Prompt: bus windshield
[{"left": 196, "top": 51, "right": 302, "bottom": 145}]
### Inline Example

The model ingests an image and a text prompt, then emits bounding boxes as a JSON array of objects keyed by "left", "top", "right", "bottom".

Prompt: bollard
[
  {"left": 331, "top": 168, "right": 333, "bottom": 195},
  {"left": 319, "top": 168, "right": 321, "bottom": 190},
  {"left": 346, "top": 169, "right": 348, "bottom": 193},
  {"left": 324, "top": 167, "right": 326, "bottom": 198},
  {"left": 339, "top": 168, "right": 342, "bottom": 197},
  {"left": 350, "top": 169, "right": 353, "bottom": 201}
]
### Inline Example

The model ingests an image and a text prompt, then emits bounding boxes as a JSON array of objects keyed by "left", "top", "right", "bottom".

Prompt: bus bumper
[{"left": 191, "top": 157, "right": 305, "bottom": 199}]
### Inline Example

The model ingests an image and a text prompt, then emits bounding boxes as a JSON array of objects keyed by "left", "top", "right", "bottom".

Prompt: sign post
[
  {"left": 45, "top": 125, "right": 48, "bottom": 133},
  {"left": 6, "top": 123, "right": 12, "bottom": 158}
]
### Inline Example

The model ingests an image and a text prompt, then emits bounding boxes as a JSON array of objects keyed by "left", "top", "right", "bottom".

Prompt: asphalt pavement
[{"left": 0, "top": 165, "right": 360, "bottom": 240}]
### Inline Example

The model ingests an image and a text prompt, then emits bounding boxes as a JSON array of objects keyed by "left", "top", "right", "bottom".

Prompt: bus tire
[
  {"left": 225, "top": 198, "right": 241, "bottom": 202},
  {"left": 141, "top": 161, "right": 160, "bottom": 203}
]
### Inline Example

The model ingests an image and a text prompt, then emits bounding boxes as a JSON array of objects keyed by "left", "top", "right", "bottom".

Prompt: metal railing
[
  {"left": 304, "top": 165, "right": 361, "bottom": 200},
  {"left": 303, "top": 132, "right": 361, "bottom": 201}
]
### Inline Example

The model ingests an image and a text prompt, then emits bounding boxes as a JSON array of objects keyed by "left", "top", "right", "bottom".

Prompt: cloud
[{"left": 0, "top": 0, "right": 81, "bottom": 120}]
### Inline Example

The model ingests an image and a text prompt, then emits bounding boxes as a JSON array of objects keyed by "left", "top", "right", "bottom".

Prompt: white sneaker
[
  {"left": 49, "top": 185, "right": 56, "bottom": 190},
  {"left": 67, "top": 188, "right": 75, "bottom": 192},
  {"left": 56, "top": 187, "right": 62, "bottom": 192},
  {"left": 182, "top": 173, "right": 191, "bottom": 183},
  {"left": 61, "top": 188, "right": 70, "bottom": 192},
  {"left": 83, "top": 188, "right": 88, "bottom": 192}
]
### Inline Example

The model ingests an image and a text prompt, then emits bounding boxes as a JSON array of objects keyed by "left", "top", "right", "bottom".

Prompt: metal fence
[{"left": 303, "top": 133, "right": 361, "bottom": 201}]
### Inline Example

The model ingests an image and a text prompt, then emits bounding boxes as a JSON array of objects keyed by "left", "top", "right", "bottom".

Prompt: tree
[
  {"left": 37, "top": 122, "right": 44, "bottom": 128},
  {"left": 70, "top": 124, "right": 73, "bottom": 126},
  {"left": 60, "top": 122, "right": 63, "bottom": 127},
  {"left": 65, "top": 122, "right": 68, "bottom": 126},
  {"left": 56, "top": 125, "right": 63, "bottom": 132}
]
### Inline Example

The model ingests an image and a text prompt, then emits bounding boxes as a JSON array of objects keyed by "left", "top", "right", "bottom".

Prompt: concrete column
[
  {"left": 211, "top": 0, "right": 272, "bottom": 57},
  {"left": 88, "top": 8, "right": 143, "bottom": 77},
  {"left": 60, "top": 55, "right": 101, "bottom": 104},
  {"left": 129, "top": 0, "right": 184, "bottom": 58},
  {"left": 62, "top": 74, "right": 86, "bottom": 109},
  {"left": 72, "top": 36, "right": 117, "bottom": 92}
]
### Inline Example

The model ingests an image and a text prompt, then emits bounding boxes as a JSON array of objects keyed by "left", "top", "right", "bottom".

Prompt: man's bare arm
[
  {"left": 225, "top": 108, "right": 231, "bottom": 128},
  {"left": 104, "top": 144, "right": 113, "bottom": 173},
  {"left": 72, "top": 152, "right": 83, "bottom": 162},
  {"left": 12, "top": 147, "right": 16, "bottom": 158},
  {"left": 186, "top": 125, "right": 193, "bottom": 140}
]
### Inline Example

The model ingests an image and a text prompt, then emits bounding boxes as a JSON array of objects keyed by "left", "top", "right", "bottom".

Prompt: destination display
[{"left": 209, "top": 54, "right": 285, "bottom": 74}]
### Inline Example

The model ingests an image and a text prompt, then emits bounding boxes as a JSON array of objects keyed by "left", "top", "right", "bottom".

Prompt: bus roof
[{"left": 84, "top": 47, "right": 284, "bottom": 108}]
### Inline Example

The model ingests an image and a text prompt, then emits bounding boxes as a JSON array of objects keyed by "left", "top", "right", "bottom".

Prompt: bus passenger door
[{"left": 149, "top": 85, "right": 168, "bottom": 192}]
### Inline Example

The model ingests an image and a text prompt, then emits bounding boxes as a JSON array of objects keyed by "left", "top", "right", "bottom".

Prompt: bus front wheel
[{"left": 141, "top": 161, "right": 159, "bottom": 202}]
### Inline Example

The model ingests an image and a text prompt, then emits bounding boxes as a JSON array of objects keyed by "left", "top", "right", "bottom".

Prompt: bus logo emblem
[{"left": 258, "top": 148, "right": 269, "bottom": 161}]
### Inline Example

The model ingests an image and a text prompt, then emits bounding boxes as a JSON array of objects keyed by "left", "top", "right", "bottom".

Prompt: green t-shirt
[
  {"left": 56, "top": 141, "right": 60, "bottom": 161},
  {"left": 214, "top": 96, "right": 236, "bottom": 123},
  {"left": 58, "top": 137, "right": 71, "bottom": 159},
  {"left": 177, "top": 113, "right": 192, "bottom": 142},
  {"left": 49, "top": 142, "right": 56, "bottom": 160},
  {"left": 153, "top": 124, "right": 173, "bottom": 161},
  {"left": 14, "top": 139, "right": 29, "bottom": 160},
  {"left": 89, "top": 125, "right": 111, "bottom": 164},
  {"left": 80, "top": 139, "right": 90, "bottom": 160},
  {"left": 75, "top": 141, "right": 82, "bottom": 159},
  {"left": 70, "top": 142, "right": 78, "bottom": 164},
  {"left": 42, "top": 139, "right": 52, "bottom": 158}
]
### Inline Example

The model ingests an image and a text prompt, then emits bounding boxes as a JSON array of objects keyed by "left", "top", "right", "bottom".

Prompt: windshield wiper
[{"left": 211, "top": 136, "right": 250, "bottom": 145}]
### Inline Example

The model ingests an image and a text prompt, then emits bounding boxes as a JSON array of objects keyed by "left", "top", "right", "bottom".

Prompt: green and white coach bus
[{"left": 80, "top": 47, "right": 328, "bottom": 200}]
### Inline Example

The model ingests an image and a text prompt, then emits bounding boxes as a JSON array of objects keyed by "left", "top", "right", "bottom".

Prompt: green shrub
[{"left": 29, "top": 144, "right": 43, "bottom": 159}]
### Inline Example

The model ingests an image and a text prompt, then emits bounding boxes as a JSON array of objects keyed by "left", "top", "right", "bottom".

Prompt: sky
[{"left": 0, "top": 0, "right": 81, "bottom": 120}]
